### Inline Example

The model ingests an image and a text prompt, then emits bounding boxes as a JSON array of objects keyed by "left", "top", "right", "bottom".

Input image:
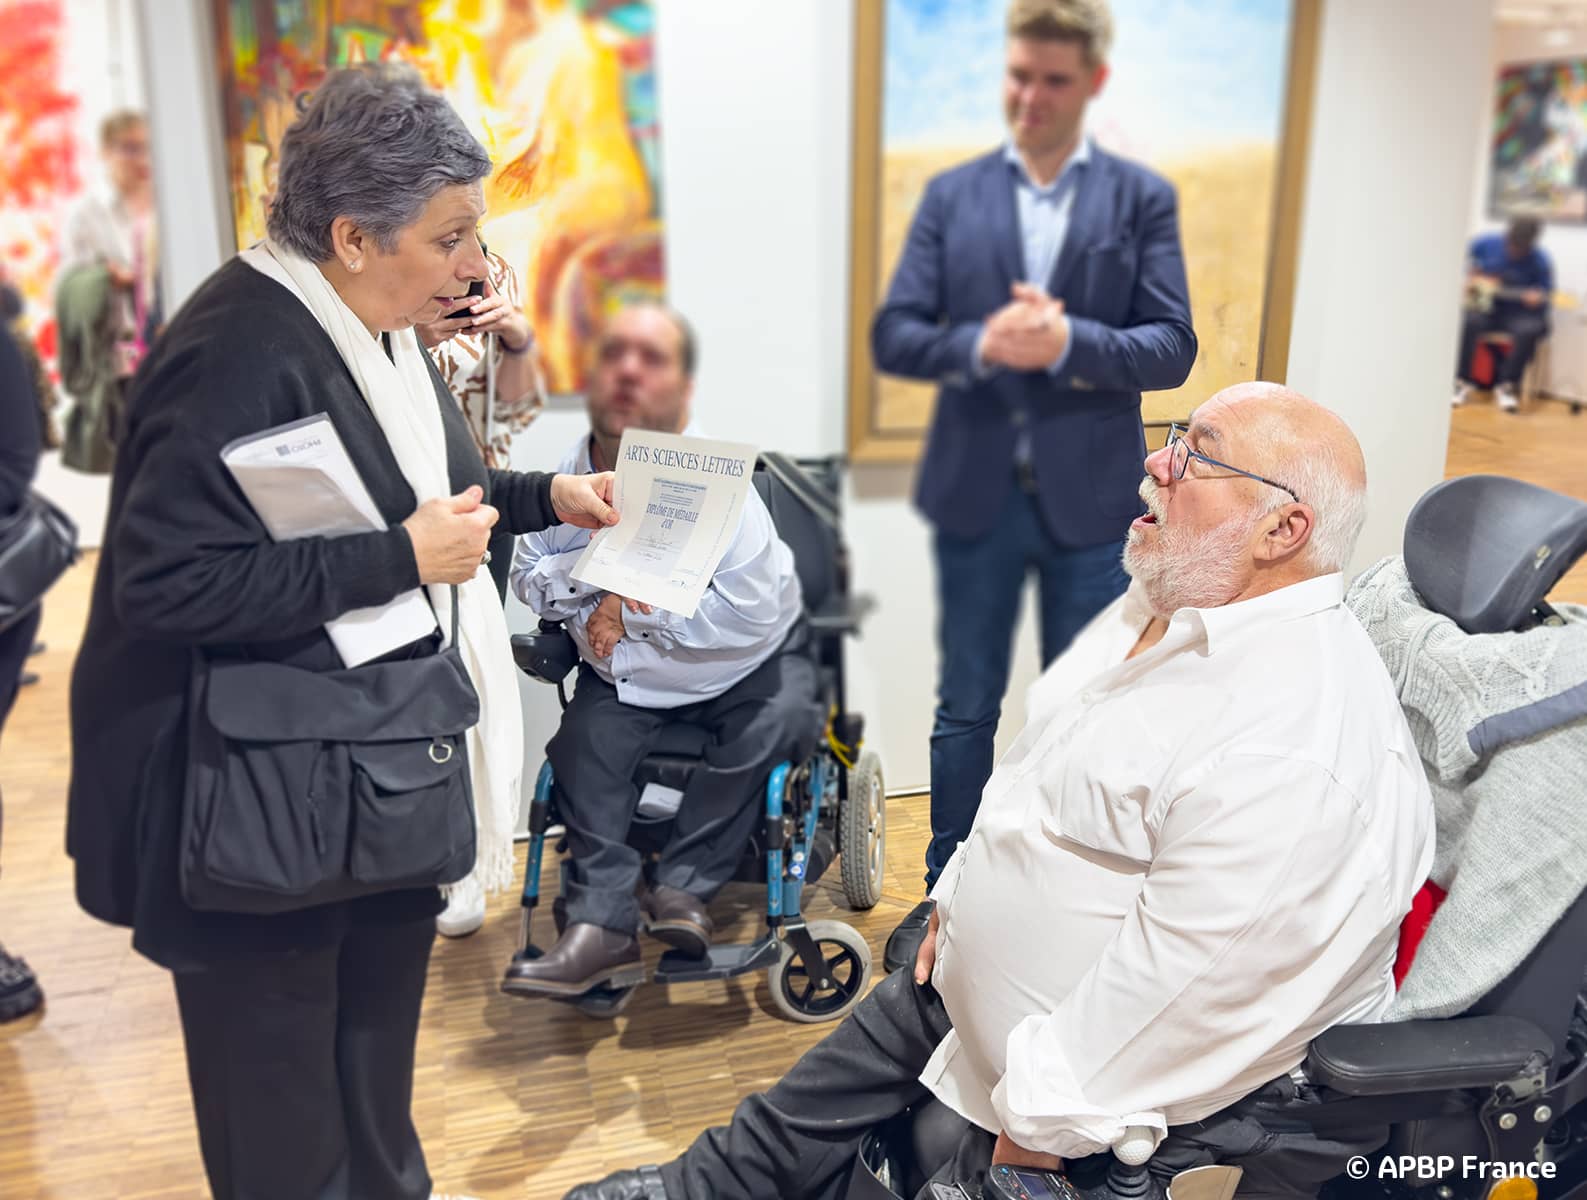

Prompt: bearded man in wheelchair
[
  {"left": 567, "top": 383, "right": 1443, "bottom": 1200},
  {"left": 503, "top": 303, "right": 823, "bottom": 995}
]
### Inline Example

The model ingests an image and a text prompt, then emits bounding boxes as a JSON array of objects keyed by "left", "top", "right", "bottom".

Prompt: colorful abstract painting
[
  {"left": 850, "top": 0, "right": 1305, "bottom": 460},
  {"left": 214, "top": 0, "right": 665, "bottom": 395},
  {"left": 0, "top": 0, "right": 83, "bottom": 375},
  {"left": 1490, "top": 59, "right": 1587, "bottom": 222}
]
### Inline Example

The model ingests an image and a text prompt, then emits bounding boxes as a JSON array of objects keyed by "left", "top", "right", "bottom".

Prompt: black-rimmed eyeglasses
[{"left": 1166, "top": 423, "right": 1301, "bottom": 503}]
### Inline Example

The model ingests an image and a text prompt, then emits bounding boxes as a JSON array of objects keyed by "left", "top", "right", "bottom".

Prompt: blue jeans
[{"left": 925, "top": 488, "right": 1128, "bottom": 888}]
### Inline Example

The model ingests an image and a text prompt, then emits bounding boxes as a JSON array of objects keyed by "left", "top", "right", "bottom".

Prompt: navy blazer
[{"left": 872, "top": 145, "right": 1196, "bottom": 544}]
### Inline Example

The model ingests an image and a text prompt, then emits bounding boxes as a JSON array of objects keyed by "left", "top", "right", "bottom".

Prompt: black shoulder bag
[
  {"left": 0, "top": 490, "right": 79, "bottom": 631},
  {"left": 179, "top": 587, "right": 480, "bottom": 914}
]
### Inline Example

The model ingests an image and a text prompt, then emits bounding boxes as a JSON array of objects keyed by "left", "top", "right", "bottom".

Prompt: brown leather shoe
[
  {"left": 500, "top": 923, "right": 643, "bottom": 997},
  {"left": 641, "top": 884, "right": 713, "bottom": 959}
]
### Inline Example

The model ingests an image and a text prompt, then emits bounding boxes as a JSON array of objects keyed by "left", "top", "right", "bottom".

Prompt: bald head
[{"left": 1193, "top": 382, "right": 1368, "bottom": 574}]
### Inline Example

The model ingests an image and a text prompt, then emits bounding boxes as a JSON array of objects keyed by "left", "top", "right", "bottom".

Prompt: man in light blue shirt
[{"left": 504, "top": 304, "right": 819, "bottom": 997}]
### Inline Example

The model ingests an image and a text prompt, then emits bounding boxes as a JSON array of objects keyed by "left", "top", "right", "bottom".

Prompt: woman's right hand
[{"left": 402, "top": 486, "right": 499, "bottom": 585}]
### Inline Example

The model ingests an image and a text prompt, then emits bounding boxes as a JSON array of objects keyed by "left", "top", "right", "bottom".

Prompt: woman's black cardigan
[{"left": 66, "top": 258, "right": 559, "bottom": 969}]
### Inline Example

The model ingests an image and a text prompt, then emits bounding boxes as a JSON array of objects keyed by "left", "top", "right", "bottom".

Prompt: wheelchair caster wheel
[
  {"left": 768, "top": 919, "right": 872, "bottom": 1023},
  {"left": 840, "top": 750, "right": 886, "bottom": 910}
]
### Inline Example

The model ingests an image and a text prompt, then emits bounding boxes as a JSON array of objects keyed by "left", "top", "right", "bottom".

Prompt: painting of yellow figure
[{"left": 214, "top": 0, "right": 664, "bottom": 394}]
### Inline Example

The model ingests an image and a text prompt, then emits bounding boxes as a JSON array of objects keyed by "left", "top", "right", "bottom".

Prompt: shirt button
[
  {"left": 619, "top": 677, "right": 629, "bottom": 684},
  {"left": 641, "top": 632, "right": 649, "bottom": 638}
]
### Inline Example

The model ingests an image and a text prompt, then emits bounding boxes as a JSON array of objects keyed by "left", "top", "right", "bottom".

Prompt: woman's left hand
[
  {"left": 463, "top": 278, "right": 534, "bottom": 352},
  {"left": 551, "top": 471, "right": 619, "bottom": 529}
]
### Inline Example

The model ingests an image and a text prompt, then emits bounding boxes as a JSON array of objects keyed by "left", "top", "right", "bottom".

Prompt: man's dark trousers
[
  {"left": 546, "top": 629, "right": 822, "bottom": 934},
  {"left": 926, "top": 486, "right": 1128, "bottom": 887},
  {"left": 1458, "top": 306, "right": 1549, "bottom": 388}
]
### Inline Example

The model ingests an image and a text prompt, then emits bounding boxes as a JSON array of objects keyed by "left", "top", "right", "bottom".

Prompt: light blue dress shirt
[
  {"left": 510, "top": 431, "right": 803, "bottom": 710},
  {"left": 974, "top": 137, "right": 1091, "bottom": 381}
]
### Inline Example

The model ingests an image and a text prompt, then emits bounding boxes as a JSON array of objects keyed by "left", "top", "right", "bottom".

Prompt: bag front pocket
[
  {"left": 347, "top": 736, "right": 474, "bottom": 886},
  {"left": 200, "top": 737, "right": 330, "bottom": 895}
]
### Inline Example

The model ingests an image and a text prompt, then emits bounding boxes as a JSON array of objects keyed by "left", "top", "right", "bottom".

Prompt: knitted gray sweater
[{"left": 1346, "top": 556, "right": 1587, "bottom": 1019}]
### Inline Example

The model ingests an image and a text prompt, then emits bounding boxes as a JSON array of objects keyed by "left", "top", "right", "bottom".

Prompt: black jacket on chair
[{"left": 66, "top": 258, "right": 560, "bottom": 970}]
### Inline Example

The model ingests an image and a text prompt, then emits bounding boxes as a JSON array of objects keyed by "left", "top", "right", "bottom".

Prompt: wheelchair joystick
[{"left": 1096, "top": 1127, "right": 1164, "bottom": 1200}]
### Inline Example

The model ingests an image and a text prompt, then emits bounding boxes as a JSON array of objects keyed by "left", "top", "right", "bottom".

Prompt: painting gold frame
[{"left": 845, "top": 0, "right": 1323, "bottom": 465}]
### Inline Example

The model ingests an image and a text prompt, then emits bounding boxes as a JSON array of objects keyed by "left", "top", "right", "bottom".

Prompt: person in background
[
  {"left": 0, "top": 279, "right": 46, "bottom": 1022},
  {"left": 2, "top": 274, "right": 56, "bottom": 689},
  {"left": 56, "top": 110, "right": 160, "bottom": 470},
  {"left": 1452, "top": 216, "right": 1553, "bottom": 414},
  {"left": 416, "top": 246, "right": 544, "bottom": 599},
  {"left": 869, "top": 0, "right": 1196, "bottom": 972},
  {"left": 415, "top": 247, "right": 544, "bottom": 938}
]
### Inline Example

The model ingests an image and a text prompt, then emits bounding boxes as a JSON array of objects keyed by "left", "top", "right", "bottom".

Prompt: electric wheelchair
[
  {"left": 501, "top": 454, "right": 887, "bottom": 1024},
  {"left": 853, "top": 474, "right": 1587, "bottom": 1200}
]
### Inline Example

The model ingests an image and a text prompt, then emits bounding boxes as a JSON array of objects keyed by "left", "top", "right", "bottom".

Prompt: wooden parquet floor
[{"left": 1, "top": 400, "right": 1582, "bottom": 1198}]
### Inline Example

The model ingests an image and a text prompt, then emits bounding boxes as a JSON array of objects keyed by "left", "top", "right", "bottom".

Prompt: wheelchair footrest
[{"left": 653, "top": 935, "right": 782, "bottom": 984}]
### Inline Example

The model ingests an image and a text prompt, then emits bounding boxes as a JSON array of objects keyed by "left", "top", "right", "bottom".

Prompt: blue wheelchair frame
[{"left": 514, "top": 734, "right": 860, "bottom": 1014}]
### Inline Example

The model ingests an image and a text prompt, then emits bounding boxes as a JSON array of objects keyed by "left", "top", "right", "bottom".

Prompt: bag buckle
[{"left": 428, "top": 739, "right": 454, "bottom": 765}]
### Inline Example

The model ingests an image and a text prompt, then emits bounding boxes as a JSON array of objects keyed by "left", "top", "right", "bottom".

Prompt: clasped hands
[
  {"left": 979, "top": 282, "right": 1070, "bottom": 373},
  {"left": 586, "top": 592, "right": 653, "bottom": 658}
]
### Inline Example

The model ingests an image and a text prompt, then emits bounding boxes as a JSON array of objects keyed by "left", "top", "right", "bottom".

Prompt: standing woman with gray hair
[{"left": 65, "top": 64, "right": 616, "bottom": 1200}]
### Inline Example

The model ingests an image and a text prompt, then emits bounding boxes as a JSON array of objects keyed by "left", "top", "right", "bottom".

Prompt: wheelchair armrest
[
  {"left": 808, "top": 594, "right": 876, "bottom": 636},
  {"left": 1305, "top": 1015, "right": 1554, "bottom": 1096},
  {"left": 510, "top": 620, "right": 579, "bottom": 685}
]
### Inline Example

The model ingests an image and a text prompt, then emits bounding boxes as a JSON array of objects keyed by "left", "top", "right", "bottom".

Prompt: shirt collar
[
  {"left": 1004, "top": 135, "right": 1091, "bottom": 193},
  {"left": 1127, "top": 572, "right": 1348, "bottom": 657}
]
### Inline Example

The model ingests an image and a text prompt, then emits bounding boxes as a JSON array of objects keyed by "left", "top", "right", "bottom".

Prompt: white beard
[{"left": 1124, "top": 482, "right": 1253, "bottom": 616}]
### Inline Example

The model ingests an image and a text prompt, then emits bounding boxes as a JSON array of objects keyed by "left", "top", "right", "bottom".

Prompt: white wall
[
  {"left": 1466, "top": 20, "right": 1587, "bottom": 402},
  {"left": 1285, "top": 0, "right": 1492, "bottom": 572}
]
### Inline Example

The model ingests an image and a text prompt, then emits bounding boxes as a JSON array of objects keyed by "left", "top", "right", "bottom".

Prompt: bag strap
[{"left": 449, "top": 583, "right": 460, "bottom": 647}]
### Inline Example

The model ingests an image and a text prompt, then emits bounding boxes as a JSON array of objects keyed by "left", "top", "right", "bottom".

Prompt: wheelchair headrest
[{"left": 1403, "top": 475, "right": 1587, "bottom": 634}]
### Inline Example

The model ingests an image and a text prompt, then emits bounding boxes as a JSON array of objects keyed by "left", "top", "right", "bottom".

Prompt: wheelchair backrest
[
  {"left": 752, "top": 454, "right": 844, "bottom": 615},
  {"left": 1397, "top": 474, "right": 1587, "bottom": 1065},
  {"left": 1465, "top": 884, "right": 1587, "bottom": 1073},
  {"left": 1404, "top": 474, "right": 1587, "bottom": 634}
]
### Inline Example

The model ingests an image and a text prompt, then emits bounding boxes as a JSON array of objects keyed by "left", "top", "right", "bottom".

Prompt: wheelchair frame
[{"left": 502, "top": 453, "right": 885, "bottom": 1023}]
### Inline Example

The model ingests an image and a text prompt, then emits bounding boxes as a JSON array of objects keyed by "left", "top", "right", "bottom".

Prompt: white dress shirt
[
  {"left": 509, "top": 432, "right": 802, "bottom": 709},
  {"left": 922, "top": 574, "right": 1435, "bottom": 1161}
]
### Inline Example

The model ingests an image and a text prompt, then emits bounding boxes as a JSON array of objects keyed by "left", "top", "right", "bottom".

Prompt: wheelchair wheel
[
  {"left": 768, "top": 919, "right": 872, "bottom": 1024},
  {"left": 840, "top": 751, "right": 886, "bottom": 910}
]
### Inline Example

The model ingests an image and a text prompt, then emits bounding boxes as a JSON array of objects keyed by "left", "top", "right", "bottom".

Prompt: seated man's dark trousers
[
  {"left": 545, "top": 625, "right": 822, "bottom": 935},
  {"left": 1457, "top": 307, "right": 1549, "bottom": 387},
  {"left": 649, "top": 967, "right": 1389, "bottom": 1200},
  {"left": 662, "top": 969, "right": 960, "bottom": 1200}
]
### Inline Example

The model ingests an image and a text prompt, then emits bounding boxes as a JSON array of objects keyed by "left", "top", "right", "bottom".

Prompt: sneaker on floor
[
  {"left": 0, "top": 945, "right": 43, "bottom": 1022},
  {"left": 1451, "top": 382, "right": 1471, "bottom": 407},
  {"left": 436, "top": 874, "right": 486, "bottom": 938},
  {"left": 1497, "top": 385, "right": 1520, "bottom": 412}
]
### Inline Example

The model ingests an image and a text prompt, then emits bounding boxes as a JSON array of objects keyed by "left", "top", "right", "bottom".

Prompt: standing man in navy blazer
[{"left": 872, "top": 0, "right": 1196, "bottom": 970}]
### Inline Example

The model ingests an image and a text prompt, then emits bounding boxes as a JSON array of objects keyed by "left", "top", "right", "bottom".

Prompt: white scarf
[{"left": 242, "top": 239, "right": 522, "bottom": 897}]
